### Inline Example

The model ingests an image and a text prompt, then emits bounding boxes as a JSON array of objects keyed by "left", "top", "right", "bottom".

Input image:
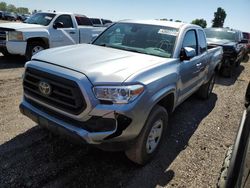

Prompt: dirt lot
[{"left": 0, "top": 52, "right": 249, "bottom": 188}]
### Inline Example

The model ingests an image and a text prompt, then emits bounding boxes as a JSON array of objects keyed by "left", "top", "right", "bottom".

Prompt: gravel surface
[{"left": 0, "top": 53, "right": 249, "bottom": 188}]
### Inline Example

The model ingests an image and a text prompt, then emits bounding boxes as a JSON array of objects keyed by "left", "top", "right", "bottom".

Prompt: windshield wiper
[
  {"left": 122, "top": 48, "right": 146, "bottom": 54},
  {"left": 97, "top": 43, "right": 108, "bottom": 47}
]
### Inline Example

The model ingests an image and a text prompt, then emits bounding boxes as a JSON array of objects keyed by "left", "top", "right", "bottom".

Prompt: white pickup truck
[{"left": 0, "top": 12, "right": 106, "bottom": 59}]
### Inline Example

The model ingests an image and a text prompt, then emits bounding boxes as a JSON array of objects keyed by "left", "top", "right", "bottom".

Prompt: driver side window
[
  {"left": 182, "top": 30, "right": 198, "bottom": 55},
  {"left": 54, "top": 15, "right": 73, "bottom": 28}
]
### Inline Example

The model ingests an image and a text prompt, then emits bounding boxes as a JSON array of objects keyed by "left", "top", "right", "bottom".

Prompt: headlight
[
  {"left": 8, "top": 31, "right": 24, "bottom": 41},
  {"left": 93, "top": 85, "right": 144, "bottom": 104}
]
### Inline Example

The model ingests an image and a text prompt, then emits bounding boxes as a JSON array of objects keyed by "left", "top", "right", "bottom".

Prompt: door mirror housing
[
  {"left": 53, "top": 22, "right": 64, "bottom": 29},
  {"left": 180, "top": 47, "right": 196, "bottom": 61}
]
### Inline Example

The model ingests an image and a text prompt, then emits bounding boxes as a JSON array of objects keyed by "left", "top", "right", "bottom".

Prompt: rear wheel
[
  {"left": 25, "top": 41, "right": 46, "bottom": 60},
  {"left": 125, "top": 105, "right": 168, "bottom": 165},
  {"left": 1, "top": 50, "right": 12, "bottom": 57},
  {"left": 197, "top": 74, "right": 216, "bottom": 100}
]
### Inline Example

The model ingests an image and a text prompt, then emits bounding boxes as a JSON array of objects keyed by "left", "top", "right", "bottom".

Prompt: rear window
[
  {"left": 75, "top": 16, "right": 93, "bottom": 26},
  {"left": 243, "top": 32, "right": 249, "bottom": 40},
  {"left": 91, "top": 18, "right": 102, "bottom": 25}
]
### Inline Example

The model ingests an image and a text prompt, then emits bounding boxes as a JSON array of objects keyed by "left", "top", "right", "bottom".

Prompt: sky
[{"left": 2, "top": 0, "right": 250, "bottom": 32}]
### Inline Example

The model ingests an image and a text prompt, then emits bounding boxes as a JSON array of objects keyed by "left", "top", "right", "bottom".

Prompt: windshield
[
  {"left": 205, "top": 28, "right": 236, "bottom": 42},
  {"left": 93, "top": 23, "right": 179, "bottom": 58},
  {"left": 24, "top": 13, "right": 56, "bottom": 26}
]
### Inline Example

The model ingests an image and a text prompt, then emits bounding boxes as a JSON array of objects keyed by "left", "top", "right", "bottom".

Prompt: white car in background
[{"left": 0, "top": 12, "right": 106, "bottom": 60}]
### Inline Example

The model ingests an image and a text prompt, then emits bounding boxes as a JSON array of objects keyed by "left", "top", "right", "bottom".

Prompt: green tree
[
  {"left": 212, "top": 7, "right": 227, "bottom": 27},
  {"left": 0, "top": 2, "right": 7, "bottom": 11},
  {"left": 6, "top": 4, "right": 16, "bottom": 12},
  {"left": 191, "top": 19, "right": 207, "bottom": 28},
  {"left": 175, "top": 20, "right": 182, "bottom": 22},
  {"left": 16, "top": 7, "right": 29, "bottom": 14}
]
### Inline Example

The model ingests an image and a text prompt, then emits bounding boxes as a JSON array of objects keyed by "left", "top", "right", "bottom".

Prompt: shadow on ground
[
  {"left": 216, "top": 65, "right": 244, "bottom": 86},
  {"left": 0, "top": 94, "right": 218, "bottom": 188},
  {"left": 242, "top": 54, "right": 249, "bottom": 63},
  {"left": 0, "top": 54, "right": 26, "bottom": 69}
]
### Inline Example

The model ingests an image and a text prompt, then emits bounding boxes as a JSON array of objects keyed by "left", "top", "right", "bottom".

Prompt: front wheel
[
  {"left": 25, "top": 41, "right": 46, "bottom": 60},
  {"left": 125, "top": 105, "right": 168, "bottom": 165}
]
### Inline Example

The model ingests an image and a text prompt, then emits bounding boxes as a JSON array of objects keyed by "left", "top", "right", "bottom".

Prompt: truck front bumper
[
  {"left": 6, "top": 41, "right": 27, "bottom": 55},
  {"left": 20, "top": 100, "right": 118, "bottom": 144}
]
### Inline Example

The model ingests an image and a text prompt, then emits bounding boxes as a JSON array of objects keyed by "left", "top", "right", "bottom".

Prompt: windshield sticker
[
  {"left": 158, "top": 29, "right": 178, "bottom": 36},
  {"left": 45, "top": 16, "right": 53, "bottom": 20}
]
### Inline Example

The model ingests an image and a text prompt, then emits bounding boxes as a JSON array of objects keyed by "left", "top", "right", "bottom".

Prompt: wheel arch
[{"left": 26, "top": 37, "right": 49, "bottom": 48}]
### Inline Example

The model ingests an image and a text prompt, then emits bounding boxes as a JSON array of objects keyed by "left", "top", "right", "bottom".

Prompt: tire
[
  {"left": 220, "top": 66, "right": 233, "bottom": 78},
  {"left": 125, "top": 105, "right": 168, "bottom": 165},
  {"left": 1, "top": 50, "right": 12, "bottom": 57},
  {"left": 196, "top": 74, "right": 216, "bottom": 100},
  {"left": 217, "top": 146, "right": 233, "bottom": 188},
  {"left": 25, "top": 41, "right": 46, "bottom": 60}
]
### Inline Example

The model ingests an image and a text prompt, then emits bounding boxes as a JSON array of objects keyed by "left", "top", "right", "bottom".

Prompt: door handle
[
  {"left": 69, "top": 31, "right": 76, "bottom": 34},
  {"left": 196, "top": 63, "right": 202, "bottom": 67}
]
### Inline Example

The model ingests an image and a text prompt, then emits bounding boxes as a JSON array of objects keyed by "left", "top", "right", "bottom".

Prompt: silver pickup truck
[{"left": 20, "top": 20, "right": 223, "bottom": 165}]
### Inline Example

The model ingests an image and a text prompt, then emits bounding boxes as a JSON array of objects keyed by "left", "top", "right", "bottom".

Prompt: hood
[
  {"left": 207, "top": 38, "right": 236, "bottom": 46},
  {"left": 33, "top": 44, "right": 169, "bottom": 84},
  {"left": 0, "top": 23, "right": 44, "bottom": 31}
]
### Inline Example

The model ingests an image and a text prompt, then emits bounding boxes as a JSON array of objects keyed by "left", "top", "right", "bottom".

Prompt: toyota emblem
[{"left": 38, "top": 81, "right": 52, "bottom": 96}]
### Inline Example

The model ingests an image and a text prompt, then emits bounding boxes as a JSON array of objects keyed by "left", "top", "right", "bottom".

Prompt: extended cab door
[
  {"left": 49, "top": 14, "right": 79, "bottom": 48},
  {"left": 178, "top": 29, "right": 205, "bottom": 101},
  {"left": 197, "top": 29, "right": 209, "bottom": 82}
]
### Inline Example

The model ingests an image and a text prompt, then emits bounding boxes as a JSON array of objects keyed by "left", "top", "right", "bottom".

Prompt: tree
[
  {"left": 16, "top": 7, "right": 29, "bottom": 14},
  {"left": 6, "top": 4, "right": 16, "bottom": 12},
  {"left": 212, "top": 7, "right": 227, "bottom": 27},
  {"left": 191, "top": 19, "right": 207, "bottom": 28},
  {"left": 175, "top": 20, "right": 182, "bottom": 22},
  {"left": 0, "top": 2, "right": 7, "bottom": 11}
]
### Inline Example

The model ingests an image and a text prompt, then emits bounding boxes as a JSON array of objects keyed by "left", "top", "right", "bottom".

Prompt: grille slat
[
  {"left": 24, "top": 86, "right": 77, "bottom": 109},
  {"left": 23, "top": 67, "right": 86, "bottom": 115}
]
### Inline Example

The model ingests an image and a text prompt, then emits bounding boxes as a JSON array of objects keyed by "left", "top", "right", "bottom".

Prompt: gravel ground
[{"left": 0, "top": 52, "right": 249, "bottom": 188}]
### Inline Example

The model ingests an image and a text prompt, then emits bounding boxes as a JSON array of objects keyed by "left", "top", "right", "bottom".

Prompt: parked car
[
  {"left": 3, "top": 12, "right": 17, "bottom": 21},
  {"left": 20, "top": 20, "right": 223, "bottom": 165},
  {"left": 90, "top": 18, "right": 112, "bottom": 27},
  {"left": 243, "top": 32, "right": 250, "bottom": 53},
  {"left": 0, "top": 11, "right": 3, "bottom": 20},
  {"left": 0, "top": 12, "right": 105, "bottom": 59},
  {"left": 217, "top": 82, "right": 250, "bottom": 188},
  {"left": 205, "top": 28, "right": 247, "bottom": 77}
]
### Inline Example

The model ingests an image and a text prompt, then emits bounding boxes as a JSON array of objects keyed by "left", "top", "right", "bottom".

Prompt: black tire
[
  {"left": 217, "top": 146, "right": 233, "bottom": 188},
  {"left": 220, "top": 66, "right": 233, "bottom": 78},
  {"left": 1, "top": 50, "right": 12, "bottom": 57},
  {"left": 125, "top": 105, "right": 168, "bottom": 165},
  {"left": 25, "top": 41, "right": 46, "bottom": 61},
  {"left": 196, "top": 74, "right": 216, "bottom": 100}
]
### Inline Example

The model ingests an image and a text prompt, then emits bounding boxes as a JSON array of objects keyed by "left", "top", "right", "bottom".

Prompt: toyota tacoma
[{"left": 20, "top": 20, "right": 223, "bottom": 165}]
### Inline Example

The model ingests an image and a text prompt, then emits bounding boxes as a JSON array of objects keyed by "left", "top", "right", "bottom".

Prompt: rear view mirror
[
  {"left": 245, "top": 82, "right": 250, "bottom": 108},
  {"left": 180, "top": 47, "right": 196, "bottom": 61}
]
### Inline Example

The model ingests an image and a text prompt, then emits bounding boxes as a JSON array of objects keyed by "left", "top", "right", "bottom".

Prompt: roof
[{"left": 119, "top": 19, "right": 190, "bottom": 29}]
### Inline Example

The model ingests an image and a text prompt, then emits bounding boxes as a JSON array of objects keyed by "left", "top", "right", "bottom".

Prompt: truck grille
[{"left": 23, "top": 67, "right": 86, "bottom": 115}]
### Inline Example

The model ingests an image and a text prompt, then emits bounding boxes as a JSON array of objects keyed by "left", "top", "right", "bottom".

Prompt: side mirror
[
  {"left": 53, "top": 22, "right": 64, "bottom": 29},
  {"left": 180, "top": 47, "right": 196, "bottom": 61},
  {"left": 240, "top": 39, "right": 248, "bottom": 44},
  {"left": 245, "top": 82, "right": 250, "bottom": 108}
]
